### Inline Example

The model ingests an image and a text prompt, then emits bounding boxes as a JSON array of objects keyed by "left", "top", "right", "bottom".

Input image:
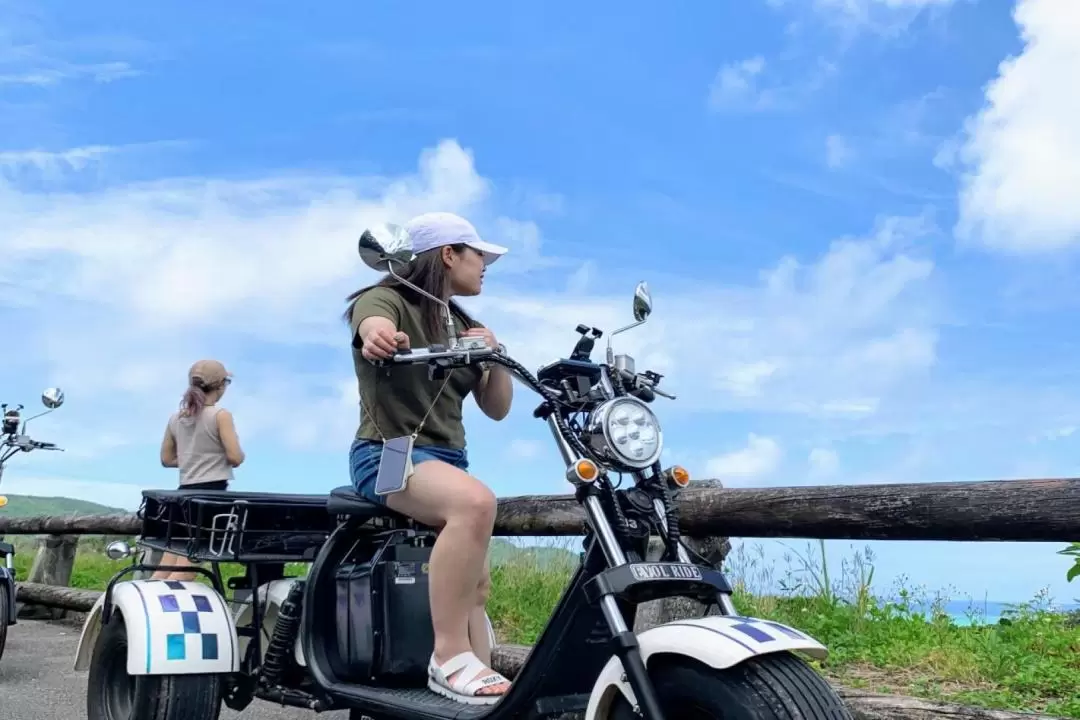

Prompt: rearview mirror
[
  {"left": 105, "top": 541, "right": 133, "bottom": 560},
  {"left": 606, "top": 280, "right": 654, "bottom": 362},
  {"left": 42, "top": 387, "right": 64, "bottom": 409},
  {"left": 357, "top": 222, "right": 462, "bottom": 347},
  {"left": 357, "top": 223, "right": 416, "bottom": 273},
  {"left": 632, "top": 281, "right": 652, "bottom": 322}
]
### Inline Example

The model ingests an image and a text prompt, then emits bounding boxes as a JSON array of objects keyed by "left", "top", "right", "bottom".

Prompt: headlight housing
[{"left": 584, "top": 397, "right": 664, "bottom": 470}]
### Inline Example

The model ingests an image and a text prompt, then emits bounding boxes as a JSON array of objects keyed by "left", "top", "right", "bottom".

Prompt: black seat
[
  {"left": 327, "top": 486, "right": 403, "bottom": 520},
  {"left": 0, "top": 541, "right": 14, "bottom": 557}
]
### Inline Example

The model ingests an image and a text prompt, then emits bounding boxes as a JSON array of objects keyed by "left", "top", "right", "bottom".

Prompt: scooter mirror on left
[
  {"left": 632, "top": 281, "right": 653, "bottom": 322},
  {"left": 358, "top": 223, "right": 416, "bottom": 273},
  {"left": 42, "top": 387, "right": 64, "bottom": 409},
  {"left": 357, "top": 222, "right": 462, "bottom": 347},
  {"left": 105, "top": 541, "right": 134, "bottom": 560}
]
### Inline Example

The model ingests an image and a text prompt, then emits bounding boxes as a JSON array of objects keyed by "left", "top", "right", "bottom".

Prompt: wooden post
[
  {"left": 631, "top": 480, "right": 732, "bottom": 632},
  {"left": 633, "top": 535, "right": 731, "bottom": 632},
  {"left": 17, "top": 534, "right": 79, "bottom": 620}
]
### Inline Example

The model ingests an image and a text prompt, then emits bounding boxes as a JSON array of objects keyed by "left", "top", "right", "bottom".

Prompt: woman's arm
[
  {"left": 463, "top": 325, "right": 513, "bottom": 421},
  {"left": 216, "top": 409, "right": 246, "bottom": 467},
  {"left": 350, "top": 288, "right": 409, "bottom": 359},
  {"left": 160, "top": 424, "right": 178, "bottom": 467},
  {"left": 356, "top": 316, "right": 405, "bottom": 355},
  {"left": 474, "top": 365, "right": 513, "bottom": 421}
]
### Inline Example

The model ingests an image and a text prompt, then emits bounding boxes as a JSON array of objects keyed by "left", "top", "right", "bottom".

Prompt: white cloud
[
  {"left": 0, "top": 138, "right": 943, "bottom": 460},
  {"left": 0, "top": 4, "right": 142, "bottom": 89},
  {"left": 708, "top": 56, "right": 837, "bottom": 113},
  {"left": 808, "top": 447, "right": 840, "bottom": 477},
  {"left": 705, "top": 434, "right": 782, "bottom": 485},
  {"left": 0, "top": 61, "right": 139, "bottom": 86},
  {"left": 714, "top": 360, "right": 782, "bottom": 398},
  {"left": 0, "top": 139, "right": 505, "bottom": 453},
  {"left": 816, "top": 0, "right": 952, "bottom": 11},
  {"left": 953, "top": 0, "right": 1080, "bottom": 254},
  {"left": 709, "top": 57, "right": 768, "bottom": 111},
  {"left": 0, "top": 145, "right": 117, "bottom": 174},
  {"left": 825, "top": 134, "right": 852, "bottom": 169},
  {"left": 2, "top": 139, "right": 491, "bottom": 331},
  {"left": 809, "top": 0, "right": 956, "bottom": 33},
  {"left": 506, "top": 439, "right": 542, "bottom": 461}
]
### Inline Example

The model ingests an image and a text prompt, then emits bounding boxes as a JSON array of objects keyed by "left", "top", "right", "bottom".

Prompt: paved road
[{"left": 0, "top": 617, "right": 350, "bottom": 720}]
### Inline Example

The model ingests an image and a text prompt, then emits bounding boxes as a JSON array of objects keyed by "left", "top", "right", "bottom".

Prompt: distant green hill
[{"left": 0, "top": 494, "right": 125, "bottom": 518}]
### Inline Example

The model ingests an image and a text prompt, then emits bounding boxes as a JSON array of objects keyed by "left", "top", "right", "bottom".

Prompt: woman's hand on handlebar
[
  {"left": 463, "top": 326, "right": 499, "bottom": 349},
  {"left": 361, "top": 326, "right": 410, "bottom": 361}
]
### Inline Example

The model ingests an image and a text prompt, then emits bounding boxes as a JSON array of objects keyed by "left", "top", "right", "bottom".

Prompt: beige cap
[{"left": 189, "top": 359, "right": 231, "bottom": 387}]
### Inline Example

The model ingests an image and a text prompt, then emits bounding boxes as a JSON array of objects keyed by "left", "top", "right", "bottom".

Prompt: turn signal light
[
  {"left": 0, "top": 495, "right": 7, "bottom": 508},
  {"left": 567, "top": 459, "right": 600, "bottom": 484},
  {"left": 666, "top": 466, "right": 691, "bottom": 488}
]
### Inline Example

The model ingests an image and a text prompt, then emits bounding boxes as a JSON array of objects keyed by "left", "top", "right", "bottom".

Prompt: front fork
[
  {"left": 545, "top": 413, "right": 744, "bottom": 718},
  {"left": 546, "top": 415, "right": 669, "bottom": 720}
]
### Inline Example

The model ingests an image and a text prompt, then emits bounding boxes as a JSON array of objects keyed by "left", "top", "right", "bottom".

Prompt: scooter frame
[
  {"left": 300, "top": 506, "right": 735, "bottom": 719},
  {"left": 74, "top": 481, "right": 829, "bottom": 720}
]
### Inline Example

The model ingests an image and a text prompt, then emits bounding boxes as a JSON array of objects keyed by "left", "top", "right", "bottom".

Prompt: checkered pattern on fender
[{"left": 147, "top": 579, "right": 220, "bottom": 662}]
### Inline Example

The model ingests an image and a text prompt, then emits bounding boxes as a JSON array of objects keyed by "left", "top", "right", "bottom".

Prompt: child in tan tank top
[{"left": 153, "top": 359, "right": 246, "bottom": 581}]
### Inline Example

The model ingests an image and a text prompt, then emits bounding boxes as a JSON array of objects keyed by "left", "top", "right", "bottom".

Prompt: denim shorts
[{"left": 349, "top": 438, "right": 469, "bottom": 505}]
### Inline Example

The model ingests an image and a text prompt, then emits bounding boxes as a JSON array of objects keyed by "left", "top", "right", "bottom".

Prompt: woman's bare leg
[
  {"left": 165, "top": 556, "right": 199, "bottom": 583},
  {"left": 385, "top": 460, "right": 509, "bottom": 696},
  {"left": 468, "top": 559, "right": 494, "bottom": 665},
  {"left": 150, "top": 552, "right": 199, "bottom": 582},
  {"left": 150, "top": 552, "right": 181, "bottom": 580}
]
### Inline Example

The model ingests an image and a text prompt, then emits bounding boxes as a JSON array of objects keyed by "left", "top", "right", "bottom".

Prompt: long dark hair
[
  {"left": 179, "top": 379, "right": 223, "bottom": 419},
  {"left": 343, "top": 244, "right": 477, "bottom": 340}
]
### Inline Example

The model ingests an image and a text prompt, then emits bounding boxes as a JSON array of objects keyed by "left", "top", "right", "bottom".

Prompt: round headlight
[{"left": 586, "top": 397, "right": 663, "bottom": 469}]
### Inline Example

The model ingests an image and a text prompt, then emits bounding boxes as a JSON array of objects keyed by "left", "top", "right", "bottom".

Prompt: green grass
[{"left": 13, "top": 537, "right": 1080, "bottom": 717}]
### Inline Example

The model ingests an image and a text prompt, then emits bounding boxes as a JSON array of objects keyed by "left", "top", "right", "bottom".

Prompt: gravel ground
[{"left": 0, "top": 617, "right": 350, "bottom": 720}]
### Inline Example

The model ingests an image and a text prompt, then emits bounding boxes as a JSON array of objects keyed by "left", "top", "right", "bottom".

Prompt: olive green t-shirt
[{"left": 348, "top": 286, "right": 485, "bottom": 450}]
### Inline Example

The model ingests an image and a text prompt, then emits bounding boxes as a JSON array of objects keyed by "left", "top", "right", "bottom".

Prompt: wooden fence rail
[{"left": 2, "top": 476, "right": 1079, "bottom": 540}]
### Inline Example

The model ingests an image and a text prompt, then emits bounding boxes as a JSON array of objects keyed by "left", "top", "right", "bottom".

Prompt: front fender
[
  {"left": 584, "top": 614, "right": 828, "bottom": 719},
  {"left": 73, "top": 580, "right": 239, "bottom": 676}
]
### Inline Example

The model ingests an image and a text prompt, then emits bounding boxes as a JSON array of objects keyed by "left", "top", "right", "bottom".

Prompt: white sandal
[{"left": 427, "top": 651, "right": 510, "bottom": 705}]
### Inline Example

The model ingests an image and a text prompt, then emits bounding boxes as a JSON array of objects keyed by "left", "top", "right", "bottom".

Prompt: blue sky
[{"left": 1, "top": 0, "right": 1078, "bottom": 606}]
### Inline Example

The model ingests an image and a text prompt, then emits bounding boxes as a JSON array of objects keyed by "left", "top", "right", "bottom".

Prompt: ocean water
[{"left": 915, "top": 600, "right": 1080, "bottom": 626}]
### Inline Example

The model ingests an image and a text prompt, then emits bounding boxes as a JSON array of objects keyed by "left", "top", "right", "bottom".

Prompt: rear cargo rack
[{"left": 137, "top": 488, "right": 335, "bottom": 564}]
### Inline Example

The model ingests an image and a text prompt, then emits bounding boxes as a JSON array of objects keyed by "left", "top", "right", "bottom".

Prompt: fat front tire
[
  {"left": 609, "top": 651, "right": 851, "bottom": 720},
  {"left": 86, "top": 612, "right": 223, "bottom": 720},
  {"left": 0, "top": 583, "right": 9, "bottom": 663}
]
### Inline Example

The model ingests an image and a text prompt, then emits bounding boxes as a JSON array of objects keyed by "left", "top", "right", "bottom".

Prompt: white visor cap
[{"left": 404, "top": 212, "right": 508, "bottom": 266}]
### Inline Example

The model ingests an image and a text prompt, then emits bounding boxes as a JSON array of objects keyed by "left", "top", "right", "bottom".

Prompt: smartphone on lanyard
[{"left": 374, "top": 435, "right": 415, "bottom": 496}]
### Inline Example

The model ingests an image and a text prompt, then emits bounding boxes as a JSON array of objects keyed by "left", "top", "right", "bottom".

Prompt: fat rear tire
[
  {"left": 0, "top": 583, "right": 9, "bottom": 663},
  {"left": 86, "top": 611, "right": 223, "bottom": 720},
  {"left": 609, "top": 651, "right": 851, "bottom": 720}
]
